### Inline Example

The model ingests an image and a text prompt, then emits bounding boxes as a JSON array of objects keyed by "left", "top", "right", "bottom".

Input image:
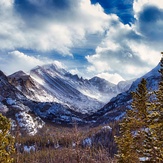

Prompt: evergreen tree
[
  {"left": 115, "top": 112, "right": 140, "bottom": 163},
  {"left": 115, "top": 78, "right": 150, "bottom": 163},
  {"left": 0, "top": 113, "right": 15, "bottom": 163},
  {"left": 145, "top": 56, "right": 163, "bottom": 162},
  {"left": 155, "top": 56, "right": 163, "bottom": 161},
  {"left": 115, "top": 55, "right": 163, "bottom": 162}
]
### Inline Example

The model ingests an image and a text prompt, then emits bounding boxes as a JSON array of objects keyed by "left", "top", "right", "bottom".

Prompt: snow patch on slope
[{"left": 15, "top": 112, "right": 45, "bottom": 135}]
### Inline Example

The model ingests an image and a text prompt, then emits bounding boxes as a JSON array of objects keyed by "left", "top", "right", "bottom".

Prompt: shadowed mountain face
[
  {"left": 0, "top": 70, "right": 25, "bottom": 101},
  {"left": 87, "top": 63, "right": 161, "bottom": 125}
]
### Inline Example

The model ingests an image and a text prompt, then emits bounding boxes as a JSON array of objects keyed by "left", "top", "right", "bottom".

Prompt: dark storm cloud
[
  {"left": 14, "top": 0, "right": 76, "bottom": 12},
  {"left": 14, "top": 0, "right": 78, "bottom": 26},
  {"left": 137, "top": 5, "right": 163, "bottom": 42},
  {"left": 139, "top": 5, "right": 162, "bottom": 23}
]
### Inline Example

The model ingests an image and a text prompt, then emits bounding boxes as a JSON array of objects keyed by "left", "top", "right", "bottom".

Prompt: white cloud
[
  {"left": 86, "top": 54, "right": 110, "bottom": 73},
  {"left": 133, "top": 0, "right": 163, "bottom": 18},
  {"left": 97, "top": 72, "right": 125, "bottom": 84},
  {"left": 0, "top": 0, "right": 162, "bottom": 82},
  {"left": 84, "top": 0, "right": 163, "bottom": 82},
  {"left": 0, "top": 0, "right": 14, "bottom": 7},
  {"left": 0, "top": 0, "right": 112, "bottom": 55},
  {"left": 0, "top": 51, "right": 63, "bottom": 75}
]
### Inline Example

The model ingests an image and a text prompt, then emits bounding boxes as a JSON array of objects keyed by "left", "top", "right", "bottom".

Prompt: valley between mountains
[{"left": 0, "top": 62, "right": 160, "bottom": 135}]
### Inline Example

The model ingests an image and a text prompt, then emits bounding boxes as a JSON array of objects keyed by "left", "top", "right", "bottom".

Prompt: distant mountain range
[
  {"left": 8, "top": 64, "right": 133, "bottom": 114},
  {"left": 87, "top": 63, "right": 161, "bottom": 125},
  {"left": 0, "top": 62, "right": 160, "bottom": 134}
]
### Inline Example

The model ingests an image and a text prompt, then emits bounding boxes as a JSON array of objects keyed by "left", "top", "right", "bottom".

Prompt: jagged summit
[
  {"left": 9, "top": 70, "right": 28, "bottom": 77},
  {"left": 6, "top": 63, "right": 133, "bottom": 116},
  {"left": 89, "top": 76, "right": 115, "bottom": 86}
]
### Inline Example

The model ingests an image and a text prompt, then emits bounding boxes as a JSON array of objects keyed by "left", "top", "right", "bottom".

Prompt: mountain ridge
[
  {"left": 2, "top": 62, "right": 160, "bottom": 134},
  {"left": 87, "top": 62, "right": 161, "bottom": 125},
  {"left": 8, "top": 63, "right": 133, "bottom": 114}
]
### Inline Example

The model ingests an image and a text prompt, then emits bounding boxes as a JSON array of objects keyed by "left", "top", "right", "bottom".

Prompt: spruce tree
[
  {"left": 155, "top": 56, "right": 163, "bottom": 161},
  {"left": 116, "top": 55, "right": 163, "bottom": 162},
  {"left": 115, "top": 78, "right": 150, "bottom": 163},
  {"left": 0, "top": 113, "right": 15, "bottom": 163},
  {"left": 115, "top": 111, "right": 140, "bottom": 163},
  {"left": 145, "top": 56, "right": 163, "bottom": 162}
]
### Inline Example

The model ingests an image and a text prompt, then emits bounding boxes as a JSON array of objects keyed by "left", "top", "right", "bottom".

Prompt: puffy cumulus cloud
[
  {"left": 132, "top": 0, "right": 163, "bottom": 52},
  {"left": 133, "top": 0, "right": 163, "bottom": 17},
  {"left": 0, "top": 0, "right": 162, "bottom": 83},
  {"left": 0, "top": 0, "right": 113, "bottom": 55},
  {"left": 85, "top": 0, "right": 163, "bottom": 83},
  {"left": 0, "top": 51, "right": 62, "bottom": 74},
  {"left": 97, "top": 72, "right": 125, "bottom": 84}
]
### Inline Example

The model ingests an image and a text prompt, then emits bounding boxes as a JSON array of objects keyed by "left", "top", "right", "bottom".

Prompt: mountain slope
[
  {"left": 0, "top": 62, "right": 160, "bottom": 130},
  {"left": 0, "top": 70, "right": 25, "bottom": 101},
  {"left": 8, "top": 63, "right": 133, "bottom": 115},
  {"left": 88, "top": 63, "right": 161, "bottom": 125},
  {"left": 8, "top": 70, "right": 59, "bottom": 103},
  {"left": 1, "top": 70, "right": 88, "bottom": 134},
  {"left": 30, "top": 64, "right": 103, "bottom": 114},
  {"left": 0, "top": 71, "right": 45, "bottom": 135}
]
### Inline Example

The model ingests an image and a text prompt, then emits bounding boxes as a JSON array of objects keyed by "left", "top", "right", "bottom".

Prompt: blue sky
[{"left": 0, "top": 0, "right": 163, "bottom": 84}]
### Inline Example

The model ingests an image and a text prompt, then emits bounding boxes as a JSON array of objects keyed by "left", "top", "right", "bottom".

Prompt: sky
[{"left": 0, "top": 0, "right": 163, "bottom": 84}]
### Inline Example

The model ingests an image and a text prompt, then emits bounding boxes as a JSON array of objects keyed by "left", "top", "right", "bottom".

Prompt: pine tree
[
  {"left": 138, "top": 97, "right": 157, "bottom": 162},
  {"left": 155, "top": 56, "right": 163, "bottom": 161},
  {"left": 115, "top": 55, "right": 163, "bottom": 162},
  {"left": 115, "top": 78, "right": 150, "bottom": 163},
  {"left": 115, "top": 112, "right": 140, "bottom": 163},
  {"left": 145, "top": 56, "right": 163, "bottom": 162},
  {"left": 0, "top": 113, "right": 15, "bottom": 163}
]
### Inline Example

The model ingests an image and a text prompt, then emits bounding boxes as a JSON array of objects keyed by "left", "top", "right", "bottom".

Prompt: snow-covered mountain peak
[
  {"left": 8, "top": 71, "right": 30, "bottom": 81},
  {"left": 89, "top": 76, "right": 115, "bottom": 87},
  {"left": 43, "top": 63, "right": 67, "bottom": 75}
]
